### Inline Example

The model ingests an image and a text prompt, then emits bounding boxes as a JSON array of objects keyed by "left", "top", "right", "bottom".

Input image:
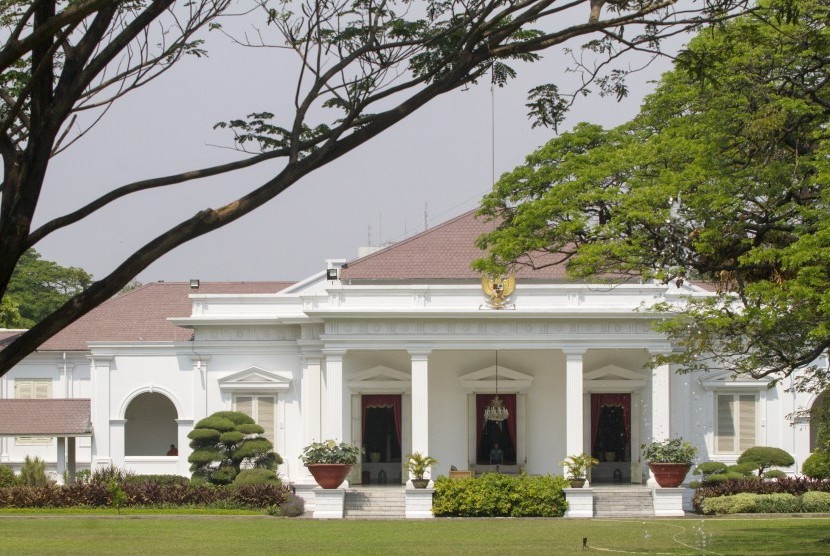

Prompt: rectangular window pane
[
  {"left": 717, "top": 395, "right": 736, "bottom": 453},
  {"left": 257, "top": 397, "right": 276, "bottom": 445},
  {"left": 738, "top": 395, "right": 756, "bottom": 451},
  {"left": 235, "top": 396, "right": 253, "bottom": 418}
]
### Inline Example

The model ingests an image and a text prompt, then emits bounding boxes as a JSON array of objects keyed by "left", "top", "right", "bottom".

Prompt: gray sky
[{"left": 34, "top": 11, "right": 679, "bottom": 283}]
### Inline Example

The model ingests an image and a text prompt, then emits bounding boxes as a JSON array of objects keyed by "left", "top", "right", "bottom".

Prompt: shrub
[
  {"left": 277, "top": 492, "right": 306, "bottom": 517},
  {"left": 123, "top": 474, "right": 189, "bottom": 486},
  {"left": 91, "top": 465, "right": 134, "bottom": 485},
  {"left": 701, "top": 493, "right": 757, "bottom": 515},
  {"left": 694, "top": 461, "right": 727, "bottom": 478},
  {"left": 19, "top": 456, "right": 49, "bottom": 486},
  {"left": 432, "top": 473, "right": 568, "bottom": 517},
  {"left": 0, "top": 464, "right": 17, "bottom": 487},
  {"left": 802, "top": 491, "right": 830, "bottom": 512},
  {"left": 738, "top": 446, "right": 795, "bottom": 476},
  {"left": 233, "top": 468, "right": 281, "bottom": 486},
  {"left": 803, "top": 451, "right": 830, "bottom": 479},
  {"left": 702, "top": 472, "right": 749, "bottom": 486},
  {"left": 692, "top": 477, "right": 830, "bottom": 512},
  {"left": 763, "top": 470, "right": 787, "bottom": 480},
  {"left": 728, "top": 462, "right": 760, "bottom": 477},
  {"left": 754, "top": 493, "right": 801, "bottom": 513}
]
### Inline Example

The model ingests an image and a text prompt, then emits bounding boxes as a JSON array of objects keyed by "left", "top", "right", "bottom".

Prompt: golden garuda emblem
[{"left": 481, "top": 273, "right": 516, "bottom": 309}]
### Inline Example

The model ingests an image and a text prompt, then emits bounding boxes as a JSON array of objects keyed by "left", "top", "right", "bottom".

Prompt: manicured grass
[{"left": 0, "top": 515, "right": 829, "bottom": 554}]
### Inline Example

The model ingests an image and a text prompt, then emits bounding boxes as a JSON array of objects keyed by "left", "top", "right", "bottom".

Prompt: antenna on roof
[
  {"left": 424, "top": 202, "right": 429, "bottom": 231},
  {"left": 368, "top": 224, "right": 372, "bottom": 247}
]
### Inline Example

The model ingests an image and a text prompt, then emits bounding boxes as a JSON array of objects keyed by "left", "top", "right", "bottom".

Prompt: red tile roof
[
  {"left": 0, "top": 399, "right": 91, "bottom": 436},
  {"left": 35, "top": 281, "right": 293, "bottom": 351},
  {"left": 340, "top": 209, "right": 569, "bottom": 280}
]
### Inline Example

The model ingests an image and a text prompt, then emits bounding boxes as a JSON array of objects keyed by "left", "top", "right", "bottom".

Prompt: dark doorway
[
  {"left": 590, "top": 393, "right": 631, "bottom": 483},
  {"left": 476, "top": 394, "right": 517, "bottom": 465},
  {"left": 361, "top": 395, "right": 402, "bottom": 484}
]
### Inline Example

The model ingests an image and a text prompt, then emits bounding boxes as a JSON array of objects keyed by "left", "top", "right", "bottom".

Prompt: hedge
[
  {"left": 693, "top": 477, "right": 830, "bottom": 513},
  {"left": 432, "top": 473, "right": 568, "bottom": 517},
  {"left": 700, "top": 491, "right": 830, "bottom": 514},
  {"left": 0, "top": 482, "right": 290, "bottom": 509}
]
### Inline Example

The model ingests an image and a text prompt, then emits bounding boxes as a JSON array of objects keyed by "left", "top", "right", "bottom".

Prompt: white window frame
[
  {"left": 715, "top": 392, "right": 757, "bottom": 455},
  {"left": 14, "top": 378, "right": 53, "bottom": 446}
]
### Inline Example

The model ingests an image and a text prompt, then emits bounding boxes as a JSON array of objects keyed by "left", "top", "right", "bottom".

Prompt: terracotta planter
[
  {"left": 411, "top": 478, "right": 430, "bottom": 489},
  {"left": 307, "top": 463, "right": 353, "bottom": 489},
  {"left": 648, "top": 463, "right": 691, "bottom": 488},
  {"left": 569, "top": 478, "right": 587, "bottom": 488}
]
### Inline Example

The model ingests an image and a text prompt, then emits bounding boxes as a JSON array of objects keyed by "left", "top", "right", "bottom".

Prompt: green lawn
[{"left": 1, "top": 515, "right": 829, "bottom": 554}]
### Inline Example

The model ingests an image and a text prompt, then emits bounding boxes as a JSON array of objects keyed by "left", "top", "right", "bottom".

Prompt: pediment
[
  {"left": 583, "top": 364, "right": 646, "bottom": 393},
  {"left": 459, "top": 365, "right": 533, "bottom": 393},
  {"left": 218, "top": 366, "right": 292, "bottom": 392},
  {"left": 699, "top": 370, "right": 770, "bottom": 391},
  {"left": 347, "top": 365, "right": 411, "bottom": 393}
]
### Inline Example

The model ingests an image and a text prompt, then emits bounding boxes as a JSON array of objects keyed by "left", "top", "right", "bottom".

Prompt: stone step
[
  {"left": 344, "top": 488, "right": 406, "bottom": 519},
  {"left": 593, "top": 488, "right": 655, "bottom": 517}
]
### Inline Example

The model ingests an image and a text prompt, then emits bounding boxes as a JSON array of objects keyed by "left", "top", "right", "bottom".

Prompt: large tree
[
  {"left": 2, "top": 249, "right": 92, "bottom": 328},
  {"left": 475, "top": 0, "right": 830, "bottom": 390},
  {"left": 0, "top": 0, "right": 753, "bottom": 375}
]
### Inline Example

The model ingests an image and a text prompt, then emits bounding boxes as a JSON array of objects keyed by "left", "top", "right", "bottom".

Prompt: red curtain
[
  {"left": 362, "top": 395, "right": 402, "bottom": 446},
  {"left": 476, "top": 393, "right": 517, "bottom": 446},
  {"left": 590, "top": 393, "right": 631, "bottom": 446}
]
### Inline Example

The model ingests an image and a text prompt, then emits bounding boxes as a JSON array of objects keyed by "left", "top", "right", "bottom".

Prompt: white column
[
  {"left": 651, "top": 362, "right": 671, "bottom": 442},
  {"left": 90, "top": 355, "right": 113, "bottom": 468},
  {"left": 301, "top": 354, "right": 323, "bottom": 445},
  {"left": 56, "top": 437, "right": 66, "bottom": 481},
  {"left": 648, "top": 361, "right": 671, "bottom": 486},
  {"left": 410, "top": 350, "right": 432, "bottom": 464},
  {"left": 323, "top": 350, "right": 345, "bottom": 442},
  {"left": 565, "top": 351, "right": 585, "bottom": 468}
]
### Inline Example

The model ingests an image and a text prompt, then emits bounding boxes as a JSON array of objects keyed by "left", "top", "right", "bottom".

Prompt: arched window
[{"left": 125, "top": 392, "right": 178, "bottom": 456}]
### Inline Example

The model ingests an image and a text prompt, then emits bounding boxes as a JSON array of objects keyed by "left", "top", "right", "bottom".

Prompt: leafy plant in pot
[
  {"left": 406, "top": 452, "right": 438, "bottom": 488},
  {"left": 560, "top": 453, "right": 599, "bottom": 488},
  {"left": 642, "top": 438, "right": 698, "bottom": 488},
  {"left": 300, "top": 440, "right": 362, "bottom": 489}
]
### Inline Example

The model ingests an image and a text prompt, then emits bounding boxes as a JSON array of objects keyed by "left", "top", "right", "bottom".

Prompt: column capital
[
  {"left": 322, "top": 348, "right": 347, "bottom": 359},
  {"left": 408, "top": 348, "right": 433, "bottom": 360},
  {"left": 562, "top": 348, "right": 587, "bottom": 358},
  {"left": 190, "top": 354, "right": 211, "bottom": 363}
]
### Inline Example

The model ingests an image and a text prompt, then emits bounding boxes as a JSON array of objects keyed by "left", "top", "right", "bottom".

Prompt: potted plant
[
  {"left": 406, "top": 452, "right": 438, "bottom": 488},
  {"left": 300, "top": 439, "right": 362, "bottom": 489},
  {"left": 560, "top": 453, "right": 599, "bottom": 488},
  {"left": 642, "top": 437, "right": 698, "bottom": 488}
]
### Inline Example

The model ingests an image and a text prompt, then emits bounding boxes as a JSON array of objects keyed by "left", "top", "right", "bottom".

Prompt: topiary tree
[
  {"left": 233, "top": 468, "right": 281, "bottom": 486},
  {"left": 737, "top": 447, "right": 795, "bottom": 477},
  {"left": 188, "top": 411, "right": 282, "bottom": 485}
]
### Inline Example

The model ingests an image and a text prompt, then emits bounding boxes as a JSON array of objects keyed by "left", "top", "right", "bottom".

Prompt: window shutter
[{"left": 235, "top": 396, "right": 253, "bottom": 417}]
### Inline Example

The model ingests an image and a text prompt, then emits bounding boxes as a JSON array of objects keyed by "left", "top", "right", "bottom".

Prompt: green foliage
[
  {"left": 91, "top": 465, "right": 134, "bottom": 485},
  {"left": 475, "top": 0, "right": 830, "bottom": 391},
  {"left": 704, "top": 472, "right": 754, "bottom": 486},
  {"left": 107, "top": 480, "right": 127, "bottom": 513},
  {"left": 764, "top": 470, "right": 787, "bottom": 479},
  {"left": 728, "top": 462, "right": 761, "bottom": 477},
  {"left": 802, "top": 491, "right": 830, "bottom": 512},
  {"left": 738, "top": 447, "right": 795, "bottom": 475},
  {"left": 560, "top": 453, "right": 599, "bottom": 479},
  {"left": 802, "top": 451, "right": 830, "bottom": 479},
  {"left": 19, "top": 456, "right": 48, "bottom": 486},
  {"left": 702, "top": 492, "right": 808, "bottom": 514},
  {"left": 2, "top": 250, "right": 92, "bottom": 328},
  {"left": 233, "top": 469, "right": 281, "bottom": 486},
  {"left": 812, "top": 391, "right": 830, "bottom": 451},
  {"left": 406, "top": 452, "right": 438, "bottom": 480},
  {"left": 432, "top": 474, "right": 568, "bottom": 517},
  {"left": 642, "top": 438, "right": 698, "bottom": 464},
  {"left": 188, "top": 411, "right": 282, "bottom": 485},
  {"left": 266, "top": 493, "right": 305, "bottom": 517},
  {"left": 0, "top": 464, "right": 17, "bottom": 487},
  {"left": 300, "top": 440, "right": 362, "bottom": 465},
  {"left": 694, "top": 461, "right": 728, "bottom": 477}
]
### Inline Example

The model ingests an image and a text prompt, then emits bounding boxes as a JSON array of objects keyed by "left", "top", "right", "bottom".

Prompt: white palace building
[{"left": 0, "top": 210, "right": 822, "bottom": 499}]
